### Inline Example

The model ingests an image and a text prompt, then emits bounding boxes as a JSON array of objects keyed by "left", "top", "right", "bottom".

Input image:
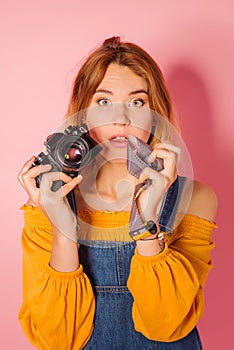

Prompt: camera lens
[
  {"left": 56, "top": 136, "right": 91, "bottom": 172},
  {"left": 65, "top": 147, "right": 83, "bottom": 163}
]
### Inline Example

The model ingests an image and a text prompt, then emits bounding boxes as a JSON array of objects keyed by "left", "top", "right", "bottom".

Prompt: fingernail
[
  {"left": 78, "top": 174, "right": 83, "bottom": 181},
  {"left": 157, "top": 233, "right": 164, "bottom": 240}
]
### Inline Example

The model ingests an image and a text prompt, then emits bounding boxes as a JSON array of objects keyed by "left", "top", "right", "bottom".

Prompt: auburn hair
[{"left": 66, "top": 36, "right": 179, "bottom": 131}]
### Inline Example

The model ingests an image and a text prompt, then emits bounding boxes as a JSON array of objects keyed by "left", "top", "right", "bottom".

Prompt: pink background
[{"left": 1, "top": 1, "right": 233, "bottom": 349}]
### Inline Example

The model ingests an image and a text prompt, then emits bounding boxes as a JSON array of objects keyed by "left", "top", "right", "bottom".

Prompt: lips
[
  {"left": 109, "top": 134, "right": 128, "bottom": 148},
  {"left": 111, "top": 136, "right": 127, "bottom": 141}
]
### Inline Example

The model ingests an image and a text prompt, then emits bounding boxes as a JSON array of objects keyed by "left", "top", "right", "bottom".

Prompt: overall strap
[{"left": 158, "top": 176, "right": 186, "bottom": 235}]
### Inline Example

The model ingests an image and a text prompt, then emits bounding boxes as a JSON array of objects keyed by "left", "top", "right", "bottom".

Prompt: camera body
[{"left": 33, "top": 124, "right": 102, "bottom": 189}]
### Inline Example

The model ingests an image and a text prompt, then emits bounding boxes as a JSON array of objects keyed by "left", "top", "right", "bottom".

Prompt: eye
[
  {"left": 128, "top": 98, "right": 145, "bottom": 108},
  {"left": 97, "top": 98, "right": 112, "bottom": 107}
]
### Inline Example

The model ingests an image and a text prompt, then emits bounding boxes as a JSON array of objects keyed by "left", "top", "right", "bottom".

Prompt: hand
[
  {"left": 18, "top": 156, "right": 83, "bottom": 241},
  {"left": 136, "top": 142, "right": 180, "bottom": 222}
]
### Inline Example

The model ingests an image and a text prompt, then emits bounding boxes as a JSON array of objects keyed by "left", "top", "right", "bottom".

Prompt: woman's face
[{"left": 86, "top": 63, "right": 153, "bottom": 162}]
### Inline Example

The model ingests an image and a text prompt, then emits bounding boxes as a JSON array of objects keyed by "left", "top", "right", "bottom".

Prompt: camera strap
[
  {"left": 127, "top": 135, "right": 182, "bottom": 240},
  {"left": 67, "top": 189, "right": 78, "bottom": 219},
  {"left": 127, "top": 136, "right": 160, "bottom": 240},
  {"left": 129, "top": 180, "right": 156, "bottom": 240}
]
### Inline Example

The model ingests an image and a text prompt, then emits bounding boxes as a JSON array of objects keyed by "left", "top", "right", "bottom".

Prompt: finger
[
  {"left": 18, "top": 157, "right": 51, "bottom": 185},
  {"left": 143, "top": 165, "right": 177, "bottom": 191},
  {"left": 148, "top": 148, "right": 180, "bottom": 172},
  {"left": 157, "top": 143, "right": 181, "bottom": 167},
  {"left": 17, "top": 156, "right": 36, "bottom": 185},
  {"left": 20, "top": 165, "right": 52, "bottom": 200},
  {"left": 152, "top": 142, "right": 180, "bottom": 156},
  {"left": 40, "top": 171, "right": 73, "bottom": 189},
  {"left": 21, "top": 156, "right": 36, "bottom": 171},
  {"left": 20, "top": 164, "right": 52, "bottom": 189},
  {"left": 57, "top": 175, "right": 83, "bottom": 197},
  {"left": 154, "top": 149, "right": 177, "bottom": 164},
  {"left": 155, "top": 142, "right": 180, "bottom": 152},
  {"left": 40, "top": 171, "right": 83, "bottom": 194},
  {"left": 142, "top": 167, "right": 166, "bottom": 187},
  {"left": 28, "top": 164, "right": 52, "bottom": 178}
]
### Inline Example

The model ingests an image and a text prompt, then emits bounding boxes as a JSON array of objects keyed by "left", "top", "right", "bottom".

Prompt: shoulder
[{"left": 185, "top": 180, "right": 218, "bottom": 222}]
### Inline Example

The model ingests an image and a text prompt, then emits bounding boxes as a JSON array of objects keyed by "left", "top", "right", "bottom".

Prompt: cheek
[
  {"left": 88, "top": 126, "right": 105, "bottom": 143},
  {"left": 130, "top": 109, "right": 153, "bottom": 129},
  {"left": 130, "top": 115, "right": 153, "bottom": 138},
  {"left": 133, "top": 129, "right": 151, "bottom": 143},
  {"left": 86, "top": 105, "right": 111, "bottom": 130}
]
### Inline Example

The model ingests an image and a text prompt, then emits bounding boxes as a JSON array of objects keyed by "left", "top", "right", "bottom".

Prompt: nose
[{"left": 111, "top": 103, "right": 130, "bottom": 125}]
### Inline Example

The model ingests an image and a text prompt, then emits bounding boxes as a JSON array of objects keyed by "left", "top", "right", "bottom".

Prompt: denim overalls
[{"left": 78, "top": 177, "right": 203, "bottom": 350}]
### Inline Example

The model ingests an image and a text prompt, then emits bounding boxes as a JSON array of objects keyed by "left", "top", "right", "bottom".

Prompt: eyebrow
[
  {"left": 94, "top": 89, "right": 148, "bottom": 95},
  {"left": 95, "top": 89, "right": 113, "bottom": 95},
  {"left": 129, "top": 89, "right": 148, "bottom": 96}
]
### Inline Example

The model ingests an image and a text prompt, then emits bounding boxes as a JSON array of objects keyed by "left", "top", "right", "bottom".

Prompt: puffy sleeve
[
  {"left": 127, "top": 214, "right": 217, "bottom": 342},
  {"left": 18, "top": 205, "right": 95, "bottom": 350}
]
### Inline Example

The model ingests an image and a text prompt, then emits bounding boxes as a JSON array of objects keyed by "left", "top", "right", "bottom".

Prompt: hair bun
[{"left": 103, "top": 36, "right": 122, "bottom": 49}]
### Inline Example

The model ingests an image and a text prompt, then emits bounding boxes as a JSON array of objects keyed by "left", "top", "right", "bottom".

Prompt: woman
[{"left": 18, "top": 37, "right": 218, "bottom": 349}]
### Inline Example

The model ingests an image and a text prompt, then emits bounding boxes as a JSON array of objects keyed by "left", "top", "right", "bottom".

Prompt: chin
[
  {"left": 101, "top": 153, "right": 127, "bottom": 165},
  {"left": 108, "top": 157, "right": 126, "bottom": 165},
  {"left": 100, "top": 146, "right": 127, "bottom": 164}
]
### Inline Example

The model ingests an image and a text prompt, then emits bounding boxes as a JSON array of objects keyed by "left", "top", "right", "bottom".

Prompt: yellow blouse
[{"left": 19, "top": 205, "right": 217, "bottom": 350}]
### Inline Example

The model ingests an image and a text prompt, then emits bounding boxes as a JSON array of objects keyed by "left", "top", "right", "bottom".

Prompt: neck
[
  {"left": 79, "top": 159, "right": 136, "bottom": 211},
  {"left": 100, "top": 159, "right": 130, "bottom": 178}
]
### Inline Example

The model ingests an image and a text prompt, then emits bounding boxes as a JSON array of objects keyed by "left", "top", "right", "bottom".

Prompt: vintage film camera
[{"left": 32, "top": 124, "right": 102, "bottom": 213}]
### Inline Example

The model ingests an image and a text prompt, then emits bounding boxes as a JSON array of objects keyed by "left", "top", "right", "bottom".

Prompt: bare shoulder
[{"left": 186, "top": 180, "right": 218, "bottom": 222}]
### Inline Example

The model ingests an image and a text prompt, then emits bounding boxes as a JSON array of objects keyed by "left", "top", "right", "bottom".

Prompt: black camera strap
[{"left": 67, "top": 189, "right": 78, "bottom": 219}]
